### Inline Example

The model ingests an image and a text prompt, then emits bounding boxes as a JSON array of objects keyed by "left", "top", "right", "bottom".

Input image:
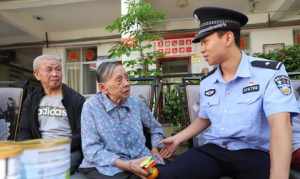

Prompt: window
[
  {"left": 158, "top": 57, "right": 191, "bottom": 74},
  {"left": 294, "top": 30, "right": 300, "bottom": 45},
  {"left": 65, "top": 47, "right": 97, "bottom": 95}
]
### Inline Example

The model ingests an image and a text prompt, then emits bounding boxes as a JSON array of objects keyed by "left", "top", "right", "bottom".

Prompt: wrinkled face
[
  {"left": 200, "top": 32, "right": 228, "bottom": 65},
  {"left": 101, "top": 65, "right": 130, "bottom": 103},
  {"left": 34, "top": 59, "right": 62, "bottom": 90}
]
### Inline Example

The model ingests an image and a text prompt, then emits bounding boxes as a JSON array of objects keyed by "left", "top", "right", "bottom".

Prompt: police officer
[{"left": 158, "top": 7, "right": 299, "bottom": 179}]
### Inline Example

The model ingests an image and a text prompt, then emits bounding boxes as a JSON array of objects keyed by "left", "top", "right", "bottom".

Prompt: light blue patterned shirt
[
  {"left": 80, "top": 93, "right": 164, "bottom": 176},
  {"left": 292, "top": 101, "right": 300, "bottom": 151},
  {"left": 198, "top": 52, "right": 299, "bottom": 151}
]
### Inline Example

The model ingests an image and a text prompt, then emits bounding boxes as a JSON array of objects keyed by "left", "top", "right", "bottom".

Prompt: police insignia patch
[
  {"left": 205, "top": 89, "right": 216, "bottom": 96},
  {"left": 274, "top": 75, "right": 291, "bottom": 95}
]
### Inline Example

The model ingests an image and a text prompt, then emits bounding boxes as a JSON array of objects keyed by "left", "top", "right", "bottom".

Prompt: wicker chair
[{"left": 0, "top": 87, "right": 23, "bottom": 141}]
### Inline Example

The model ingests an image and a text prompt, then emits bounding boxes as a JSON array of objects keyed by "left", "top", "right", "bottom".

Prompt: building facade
[{"left": 0, "top": 0, "right": 300, "bottom": 95}]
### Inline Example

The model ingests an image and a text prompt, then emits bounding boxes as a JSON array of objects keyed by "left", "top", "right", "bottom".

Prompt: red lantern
[
  {"left": 85, "top": 49, "right": 95, "bottom": 61},
  {"left": 68, "top": 51, "right": 79, "bottom": 61}
]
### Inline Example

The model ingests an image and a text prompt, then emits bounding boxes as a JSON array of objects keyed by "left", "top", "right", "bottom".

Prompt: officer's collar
[
  {"left": 234, "top": 51, "right": 252, "bottom": 78},
  {"left": 213, "top": 51, "right": 252, "bottom": 83}
]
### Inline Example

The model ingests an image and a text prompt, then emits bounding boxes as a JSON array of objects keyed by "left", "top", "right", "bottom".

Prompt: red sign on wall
[{"left": 153, "top": 37, "right": 194, "bottom": 57}]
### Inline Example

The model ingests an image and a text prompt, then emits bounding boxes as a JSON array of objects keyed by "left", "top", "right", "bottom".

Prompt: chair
[
  {"left": 129, "top": 77, "right": 160, "bottom": 149},
  {"left": 290, "top": 80, "right": 300, "bottom": 179},
  {"left": 182, "top": 77, "right": 205, "bottom": 147},
  {"left": 130, "top": 84, "right": 154, "bottom": 108},
  {"left": 0, "top": 87, "right": 23, "bottom": 141},
  {"left": 185, "top": 84, "right": 208, "bottom": 147},
  {"left": 291, "top": 80, "right": 300, "bottom": 99}
]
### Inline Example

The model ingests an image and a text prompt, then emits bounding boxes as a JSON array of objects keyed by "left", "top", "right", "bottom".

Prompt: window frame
[{"left": 65, "top": 46, "right": 97, "bottom": 95}]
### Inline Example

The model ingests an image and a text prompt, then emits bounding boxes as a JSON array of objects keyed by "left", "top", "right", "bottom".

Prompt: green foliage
[
  {"left": 162, "top": 86, "right": 185, "bottom": 128},
  {"left": 254, "top": 45, "right": 300, "bottom": 72},
  {"left": 106, "top": 0, "right": 165, "bottom": 77}
]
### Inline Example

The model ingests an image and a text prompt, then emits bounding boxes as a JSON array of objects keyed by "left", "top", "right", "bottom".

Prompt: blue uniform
[
  {"left": 198, "top": 52, "right": 299, "bottom": 151},
  {"left": 157, "top": 7, "right": 292, "bottom": 179}
]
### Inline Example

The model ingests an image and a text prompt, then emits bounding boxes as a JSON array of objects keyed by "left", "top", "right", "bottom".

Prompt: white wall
[
  {"left": 97, "top": 42, "right": 116, "bottom": 57},
  {"left": 42, "top": 47, "right": 65, "bottom": 60},
  {"left": 246, "top": 26, "right": 298, "bottom": 54},
  {"left": 49, "top": 27, "right": 118, "bottom": 41}
]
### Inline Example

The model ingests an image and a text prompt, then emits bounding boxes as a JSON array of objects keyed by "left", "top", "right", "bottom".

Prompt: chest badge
[
  {"left": 274, "top": 75, "right": 291, "bottom": 95},
  {"left": 205, "top": 89, "right": 216, "bottom": 96},
  {"left": 243, "top": 84, "right": 260, "bottom": 94}
]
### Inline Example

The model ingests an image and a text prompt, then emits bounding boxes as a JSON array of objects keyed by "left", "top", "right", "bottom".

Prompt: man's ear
[
  {"left": 225, "top": 31, "right": 235, "bottom": 47},
  {"left": 33, "top": 70, "right": 40, "bottom": 81}
]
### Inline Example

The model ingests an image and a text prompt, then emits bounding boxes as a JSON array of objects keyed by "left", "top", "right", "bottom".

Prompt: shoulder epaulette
[
  {"left": 251, "top": 60, "right": 282, "bottom": 70},
  {"left": 201, "top": 67, "right": 217, "bottom": 80}
]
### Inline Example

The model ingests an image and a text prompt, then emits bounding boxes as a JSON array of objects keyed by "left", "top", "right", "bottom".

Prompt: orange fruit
[{"left": 147, "top": 167, "right": 159, "bottom": 179}]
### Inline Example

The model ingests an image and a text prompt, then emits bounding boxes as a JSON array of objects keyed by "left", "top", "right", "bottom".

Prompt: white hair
[
  {"left": 96, "top": 57, "right": 120, "bottom": 69},
  {"left": 33, "top": 55, "right": 61, "bottom": 70}
]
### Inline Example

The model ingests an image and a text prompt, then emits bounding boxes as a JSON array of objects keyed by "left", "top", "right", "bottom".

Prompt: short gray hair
[
  {"left": 33, "top": 55, "right": 61, "bottom": 70},
  {"left": 96, "top": 61, "right": 121, "bottom": 83}
]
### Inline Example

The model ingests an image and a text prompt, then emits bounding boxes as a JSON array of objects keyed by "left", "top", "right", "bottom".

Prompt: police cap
[{"left": 192, "top": 7, "right": 248, "bottom": 43}]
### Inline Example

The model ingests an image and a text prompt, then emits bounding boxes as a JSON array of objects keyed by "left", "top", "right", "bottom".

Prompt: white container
[
  {"left": 18, "top": 137, "right": 71, "bottom": 179},
  {"left": 0, "top": 145, "right": 22, "bottom": 179},
  {"left": 6, "top": 174, "right": 22, "bottom": 179}
]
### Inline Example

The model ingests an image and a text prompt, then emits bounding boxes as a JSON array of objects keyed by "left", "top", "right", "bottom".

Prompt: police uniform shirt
[{"left": 198, "top": 52, "right": 299, "bottom": 151}]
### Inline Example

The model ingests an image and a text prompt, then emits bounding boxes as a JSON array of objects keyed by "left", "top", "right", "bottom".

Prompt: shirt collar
[
  {"left": 213, "top": 66, "right": 222, "bottom": 83},
  {"left": 235, "top": 52, "right": 252, "bottom": 79},
  {"left": 212, "top": 51, "right": 252, "bottom": 83},
  {"left": 98, "top": 92, "right": 130, "bottom": 112}
]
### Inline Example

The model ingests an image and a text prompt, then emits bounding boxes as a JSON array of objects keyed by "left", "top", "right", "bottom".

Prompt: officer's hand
[
  {"left": 159, "top": 136, "right": 180, "bottom": 159},
  {"left": 151, "top": 148, "right": 165, "bottom": 164},
  {"left": 128, "top": 157, "right": 149, "bottom": 179}
]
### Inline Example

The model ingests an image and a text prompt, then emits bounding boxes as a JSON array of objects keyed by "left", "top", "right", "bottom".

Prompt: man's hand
[{"left": 159, "top": 136, "right": 180, "bottom": 159}]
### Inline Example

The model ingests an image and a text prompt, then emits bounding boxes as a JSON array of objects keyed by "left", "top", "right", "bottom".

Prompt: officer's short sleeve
[
  {"left": 198, "top": 85, "right": 209, "bottom": 119},
  {"left": 263, "top": 64, "right": 300, "bottom": 118}
]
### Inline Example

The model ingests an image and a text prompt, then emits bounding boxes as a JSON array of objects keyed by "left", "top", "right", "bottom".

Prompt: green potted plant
[{"left": 161, "top": 86, "right": 185, "bottom": 132}]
